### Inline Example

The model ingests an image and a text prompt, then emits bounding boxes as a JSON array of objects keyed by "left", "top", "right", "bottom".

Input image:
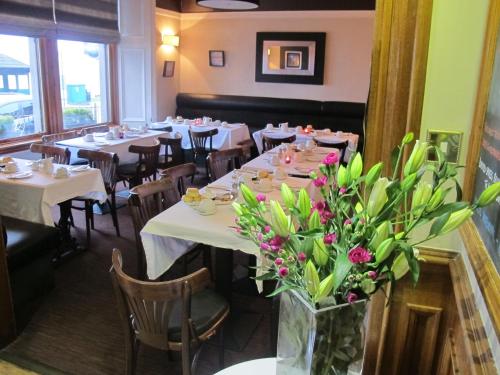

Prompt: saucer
[{"left": 6, "top": 171, "right": 32, "bottom": 179}]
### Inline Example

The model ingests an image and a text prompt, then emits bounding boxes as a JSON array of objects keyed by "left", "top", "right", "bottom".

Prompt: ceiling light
[{"left": 196, "top": 0, "right": 259, "bottom": 10}]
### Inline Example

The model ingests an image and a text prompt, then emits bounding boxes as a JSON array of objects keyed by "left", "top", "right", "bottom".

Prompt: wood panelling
[{"left": 0, "top": 216, "right": 16, "bottom": 348}]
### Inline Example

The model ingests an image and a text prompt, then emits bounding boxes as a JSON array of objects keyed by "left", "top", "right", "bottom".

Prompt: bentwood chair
[
  {"left": 262, "top": 134, "right": 296, "bottom": 152},
  {"left": 237, "top": 139, "right": 255, "bottom": 163},
  {"left": 313, "top": 138, "right": 348, "bottom": 163},
  {"left": 41, "top": 130, "right": 80, "bottom": 144},
  {"left": 110, "top": 249, "right": 228, "bottom": 375},
  {"left": 30, "top": 143, "right": 71, "bottom": 165},
  {"left": 188, "top": 128, "right": 218, "bottom": 178},
  {"left": 160, "top": 163, "right": 197, "bottom": 196},
  {"left": 117, "top": 141, "right": 161, "bottom": 188},
  {"left": 158, "top": 136, "right": 185, "bottom": 169},
  {"left": 81, "top": 124, "right": 110, "bottom": 135},
  {"left": 207, "top": 148, "right": 244, "bottom": 182},
  {"left": 72, "top": 150, "right": 120, "bottom": 245}
]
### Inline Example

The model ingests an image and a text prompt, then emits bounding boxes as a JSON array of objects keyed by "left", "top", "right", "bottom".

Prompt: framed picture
[
  {"left": 162, "top": 61, "right": 175, "bottom": 77},
  {"left": 256, "top": 32, "right": 326, "bottom": 85},
  {"left": 209, "top": 50, "right": 225, "bottom": 67},
  {"left": 426, "top": 130, "right": 463, "bottom": 164}
]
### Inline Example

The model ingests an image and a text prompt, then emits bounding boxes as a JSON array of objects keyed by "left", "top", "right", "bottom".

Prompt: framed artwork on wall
[
  {"left": 163, "top": 61, "right": 175, "bottom": 77},
  {"left": 209, "top": 50, "right": 225, "bottom": 67},
  {"left": 255, "top": 32, "right": 326, "bottom": 85}
]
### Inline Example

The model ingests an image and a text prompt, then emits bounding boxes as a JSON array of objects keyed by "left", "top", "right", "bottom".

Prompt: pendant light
[{"left": 196, "top": 0, "right": 259, "bottom": 10}]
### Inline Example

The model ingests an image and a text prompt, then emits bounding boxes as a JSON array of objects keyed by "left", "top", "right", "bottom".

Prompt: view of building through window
[
  {"left": 58, "top": 40, "right": 108, "bottom": 129},
  {"left": 0, "top": 34, "right": 43, "bottom": 140}
]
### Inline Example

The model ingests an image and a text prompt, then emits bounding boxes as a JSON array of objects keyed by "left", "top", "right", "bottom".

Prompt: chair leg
[
  {"left": 90, "top": 204, "right": 95, "bottom": 230},
  {"left": 125, "top": 337, "right": 139, "bottom": 375},
  {"left": 69, "top": 211, "right": 75, "bottom": 227},
  {"left": 110, "top": 192, "right": 120, "bottom": 237},
  {"left": 190, "top": 345, "right": 203, "bottom": 375},
  {"left": 218, "top": 326, "right": 225, "bottom": 370},
  {"left": 84, "top": 200, "right": 92, "bottom": 246}
]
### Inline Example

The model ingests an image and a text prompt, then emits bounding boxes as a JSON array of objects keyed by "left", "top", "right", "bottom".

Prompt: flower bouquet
[{"left": 232, "top": 133, "right": 500, "bottom": 375}]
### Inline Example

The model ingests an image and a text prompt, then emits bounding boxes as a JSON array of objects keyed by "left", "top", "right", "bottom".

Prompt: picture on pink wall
[
  {"left": 209, "top": 50, "right": 225, "bottom": 67},
  {"left": 163, "top": 61, "right": 175, "bottom": 77}
]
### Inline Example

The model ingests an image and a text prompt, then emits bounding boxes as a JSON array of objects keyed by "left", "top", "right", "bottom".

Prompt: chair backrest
[
  {"left": 159, "top": 136, "right": 185, "bottom": 167},
  {"left": 77, "top": 149, "right": 119, "bottom": 191},
  {"left": 237, "top": 139, "right": 254, "bottom": 163},
  {"left": 160, "top": 162, "right": 197, "bottom": 195},
  {"left": 262, "top": 134, "right": 296, "bottom": 152},
  {"left": 154, "top": 125, "right": 173, "bottom": 132},
  {"left": 188, "top": 128, "right": 218, "bottom": 154},
  {"left": 207, "top": 148, "right": 244, "bottom": 182},
  {"left": 30, "top": 143, "right": 71, "bottom": 165},
  {"left": 313, "top": 139, "right": 348, "bottom": 161},
  {"left": 81, "top": 124, "right": 110, "bottom": 135},
  {"left": 128, "top": 140, "right": 161, "bottom": 179},
  {"left": 110, "top": 248, "right": 211, "bottom": 351},
  {"left": 41, "top": 130, "right": 79, "bottom": 144}
]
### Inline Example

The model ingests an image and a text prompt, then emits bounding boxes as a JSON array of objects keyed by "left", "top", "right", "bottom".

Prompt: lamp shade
[
  {"left": 162, "top": 34, "right": 179, "bottom": 47},
  {"left": 196, "top": 0, "right": 259, "bottom": 10}
]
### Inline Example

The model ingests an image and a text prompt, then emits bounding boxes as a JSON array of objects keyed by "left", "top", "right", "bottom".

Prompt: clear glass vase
[{"left": 276, "top": 290, "right": 368, "bottom": 375}]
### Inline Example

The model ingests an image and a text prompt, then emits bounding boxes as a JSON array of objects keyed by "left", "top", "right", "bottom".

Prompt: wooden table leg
[
  {"left": 0, "top": 217, "right": 16, "bottom": 348},
  {"left": 53, "top": 199, "right": 85, "bottom": 264},
  {"left": 215, "top": 247, "right": 233, "bottom": 304}
]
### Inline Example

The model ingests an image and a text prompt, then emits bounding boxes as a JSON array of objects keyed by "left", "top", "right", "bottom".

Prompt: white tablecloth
[
  {"left": 214, "top": 358, "right": 276, "bottom": 375},
  {"left": 56, "top": 130, "right": 169, "bottom": 164},
  {"left": 0, "top": 159, "right": 107, "bottom": 226},
  {"left": 140, "top": 152, "right": 315, "bottom": 281},
  {"left": 151, "top": 121, "right": 250, "bottom": 151},
  {"left": 253, "top": 128, "right": 359, "bottom": 162}
]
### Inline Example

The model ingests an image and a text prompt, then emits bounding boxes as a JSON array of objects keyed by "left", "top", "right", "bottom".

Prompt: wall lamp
[{"left": 162, "top": 34, "right": 180, "bottom": 47}]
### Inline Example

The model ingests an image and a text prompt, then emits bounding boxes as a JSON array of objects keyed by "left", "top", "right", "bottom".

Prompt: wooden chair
[
  {"left": 128, "top": 177, "right": 181, "bottom": 278},
  {"left": 237, "top": 138, "right": 254, "bottom": 163},
  {"left": 160, "top": 162, "right": 197, "bottom": 196},
  {"left": 73, "top": 150, "right": 120, "bottom": 245},
  {"left": 29, "top": 143, "right": 71, "bottom": 165},
  {"left": 313, "top": 138, "right": 348, "bottom": 162},
  {"left": 207, "top": 148, "right": 244, "bottom": 182},
  {"left": 188, "top": 128, "right": 218, "bottom": 178},
  {"left": 41, "top": 130, "right": 80, "bottom": 144},
  {"left": 262, "top": 134, "right": 296, "bottom": 152},
  {"left": 110, "top": 249, "right": 228, "bottom": 375},
  {"left": 117, "top": 141, "right": 161, "bottom": 188},
  {"left": 81, "top": 124, "right": 110, "bottom": 135},
  {"left": 158, "top": 136, "right": 185, "bottom": 169}
]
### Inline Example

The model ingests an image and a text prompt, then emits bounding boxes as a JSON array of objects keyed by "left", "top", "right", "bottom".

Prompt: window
[
  {"left": 0, "top": 34, "right": 44, "bottom": 140},
  {"left": 57, "top": 40, "right": 109, "bottom": 129}
]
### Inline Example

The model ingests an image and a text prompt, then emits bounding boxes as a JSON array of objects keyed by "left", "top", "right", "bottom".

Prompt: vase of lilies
[{"left": 232, "top": 133, "right": 500, "bottom": 375}]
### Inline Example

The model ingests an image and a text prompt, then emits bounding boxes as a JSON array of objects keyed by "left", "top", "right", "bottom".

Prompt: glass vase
[{"left": 276, "top": 290, "right": 368, "bottom": 375}]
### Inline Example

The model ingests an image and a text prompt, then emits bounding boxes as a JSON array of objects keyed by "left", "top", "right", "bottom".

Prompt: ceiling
[{"left": 156, "top": 0, "right": 375, "bottom": 13}]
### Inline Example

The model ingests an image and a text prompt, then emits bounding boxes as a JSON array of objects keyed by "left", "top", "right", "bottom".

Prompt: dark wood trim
[
  {"left": 108, "top": 44, "right": 120, "bottom": 125},
  {"left": 0, "top": 216, "right": 16, "bottom": 348}
]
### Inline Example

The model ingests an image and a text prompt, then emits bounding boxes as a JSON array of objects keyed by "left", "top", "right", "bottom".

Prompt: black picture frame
[
  {"left": 209, "top": 50, "right": 225, "bottom": 67},
  {"left": 162, "top": 61, "right": 175, "bottom": 77},
  {"left": 255, "top": 32, "right": 326, "bottom": 85}
]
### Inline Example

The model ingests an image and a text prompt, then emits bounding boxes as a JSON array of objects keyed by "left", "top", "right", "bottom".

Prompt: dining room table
[
  {"left": 150, "top": 118, "right": 251, "bottom": 151},
  {"left": 252, "top": 126, "right": 359, "bottom": 162},
  {"left": 55, "top": 129, "right": 170, "bottom": 164}
]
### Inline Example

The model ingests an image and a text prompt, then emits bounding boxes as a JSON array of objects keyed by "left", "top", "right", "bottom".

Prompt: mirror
[{"left": 255, "top": 32, "right": 325, "bottom": 85}]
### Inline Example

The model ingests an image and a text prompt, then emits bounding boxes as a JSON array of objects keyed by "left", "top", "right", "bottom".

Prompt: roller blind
[{"left": 0, "top": 0, "right": 119, "bottom": 43}]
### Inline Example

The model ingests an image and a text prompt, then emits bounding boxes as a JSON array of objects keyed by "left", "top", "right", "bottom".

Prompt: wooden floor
[{"left": 3, "top": 183, "right": 272, "bottom": 375}]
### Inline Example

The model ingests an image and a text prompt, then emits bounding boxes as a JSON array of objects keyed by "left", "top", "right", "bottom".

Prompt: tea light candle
[{"left": 284, "top": 155, "right": 292, "bottom": 164}]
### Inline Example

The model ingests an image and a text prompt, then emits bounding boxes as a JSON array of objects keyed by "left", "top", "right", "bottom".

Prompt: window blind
[{"left": 0, "top": 0, "right": 119, "bottom": 43}]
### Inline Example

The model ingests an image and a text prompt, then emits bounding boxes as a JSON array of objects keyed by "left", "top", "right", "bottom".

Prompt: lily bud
[
  {"left": 402, "top": 132, "right": 414, "bottom": 145},
  {"left": 337, "top": 165, "right": 349, "bottom": 187},
  {"left": 297, "top": 188, "right": 312, "bottom": 221},
  {"left": 315, "top": 274, "right": 334, "bottom": 302},
  {"left": 426, "top": 187, "right": 444, "bottom": 212},
  {"left": 240, "top": 183, "right": 258, "bottom": 208},
  {"left": 365, "top": 162, "right": 383, "bottom": 187},
  {"left": 304, "top": 261, "right": 320, "bottom": 297},
  {"left": 349, "top": 153, "right": 363, "bottom": 181},
  {"left": 440, "top": 208, "right": 473, "bottom": 235},
  {"left": 313, "top": 239, "right": 329, "bottom": 266},
  {"left": 411, "top": 181, "right": 432, "bottom": 216},
  {"left": 232, "top": 201, "right": 243, "bottom": 216},
  {"left": 403, "top": 140, "right": 428, "bottom": 176},
  {"left": 476, "top": 182, "right": 500, "bottom": 207},
  {"left": 308, "top": 210, "right": 321, "bottom": 229},
  {"left": 368, "top": 220, "right": 391, "bottom": 250},
  {"left": 270, "top": 200, "right": 291, "bottom": 237},
  {"left": 375, "top": 238, "right": 394, "bottom": 264},
  {"left": 367, "top": 177, "right": 389, "bottom": 217},
  {"left": 281, "top": 183, "right": 296, "bottom": 209},
  {"left": 401, "top": 172, "right": 418, "bottom": 192},
  {"left": 391, "top": 252, "right": 410, "bottom": 280},
  {"left": 360, "top": 278, "right": 376, "bottom": 294}
]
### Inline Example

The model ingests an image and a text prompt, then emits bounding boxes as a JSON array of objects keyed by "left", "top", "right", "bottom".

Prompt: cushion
[
  {"left": 167, "top": 288, "right": 228, "bottom": 342},
  {"left": 3, "top": 216, "right": 60, "bottom": 270}
]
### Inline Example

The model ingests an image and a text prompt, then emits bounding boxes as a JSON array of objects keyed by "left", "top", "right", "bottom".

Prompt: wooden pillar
[{"left": 0, "top": 217, "right": 16, "bottom": 348}]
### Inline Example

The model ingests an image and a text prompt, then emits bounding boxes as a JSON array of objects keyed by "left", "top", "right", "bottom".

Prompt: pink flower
[
  {"left": 298, "top": 252, "right": 307, "bottom": 262},
  {"left": 274, "top": 257, "right": 284, "bottom": 266},
  {"left": 264, "top": 225, "right": 271, "bottom": 233},
  {"left": 287, "top": 255, "right": 295, "bottom": 262},
  {"left": 367, "top": 271, "right": 378, "bottom": 280},
  {"left": 323, "top": 233, "right": 337, "bottom": 245},
  {"left": 269, "top": 236, "right": 284, "bottom": 251},
  {"left": 314, "top": 201, "right": 326, "bottom": 211},
  {"left": 260, "top": 242, "right": 270, "bottom": 251},
  {"left": 235, "top": 227, "right": 241, "bottom": 234},
  {"left": 256, "top": 193, "right": 266, "bottom": 202},
  {"left": 339, "top": 187, "right": 347, "bottom": 194},
  {"left": 348, "top": 246, "right": 372, "bottom": 264},
  {"left": 257, "top": 233, "right": 263, "bottom": 241},
  {"left": 344, "top": 219, "right": 352, "bottom": 226},
  {"left": 323, "top": 152, "right": 339, "bottom": 166},
  {"left": 347, "top": 292, "right": 358, "bottom": 304},
  {"left": 278, "top": 267, "right": 289, "bottom": 277},
  {"left": 313, "top": 176, "right": 328, "bottom": 187}
]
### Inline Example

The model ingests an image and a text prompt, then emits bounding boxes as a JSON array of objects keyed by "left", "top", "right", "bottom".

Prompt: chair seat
[
  {"left": 117, "top": 163, "right": 138, "bottom": 177},
  {"left": 3, "top": 216, "right": 60, "bottom": 270},
  {"left": 167, "top": 288, "right": 228, "bottom": 342},
  {"left": 70, "top": 157, "right": 89, "bottom": 166}
]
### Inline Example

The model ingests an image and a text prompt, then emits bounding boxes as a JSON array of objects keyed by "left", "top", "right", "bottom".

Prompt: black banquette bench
[
  {"left": 175, "top": 93, "right": 366, "bottom": 152},
  {"left": 1, "top": 216, "right": 60, "bottom": 332}
]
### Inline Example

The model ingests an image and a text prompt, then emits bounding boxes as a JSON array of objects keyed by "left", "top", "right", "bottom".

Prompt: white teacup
[
  {"left": 112, "top": 127, "right": 120, "bottom": 138},
  {"left": 54, "top": 166, "right": 69, "bottom": 178},
  {"left": 84, "top": 134, "right": 95, "bottom": 142},
  {"left": 183, "top": 119, "right": 190, "bottom": 125},
  {"left": 166, "top": 116, "right": 173, "bottom": 122},
  {"left": 213, "top": 120, "right": 221, "bottom": 127},
  {"left": 270, "top": 155, "right": 280, "bottom": 166},
  {"left": 265, "top": 123, "right": 273, "bottom": 130},
  {"left": 203, "top": 116, "right": 212, "bottom": 125},
  {"left": 279, "top": 122, "right": 289, "bottom": 132},
  {"left": 198, "top": 199, "right": 216, "bottom": 215},
  {"left": 4, "top": 162, "right": 17, "bottom": 173},
  {"left": 176, "top": 116, "right": 183, "bottom": 121},
  {"left": 221, "top": 121, "right": 228, "bottom": 127},
  {"left": 323, "top": 128, "right": 331, "bottom": 134},
  {"left": 274, "top": 167, "right": 287, "bottom": 180},
  {"left": 105, "top": 131, "right": 115, "bottom": 140}
]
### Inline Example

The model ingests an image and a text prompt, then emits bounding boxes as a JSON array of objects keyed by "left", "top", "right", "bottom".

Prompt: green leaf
[
  {"left": 429, "top": 211, "right": 451, "bottom": 237},
  {"left": 253, "top": 271, "right": 276, "bottom": 281},
  {"left": 332, "top": 252, "right": 353, "bottom": 293},
  {"left": 266, "top": 284, "right": 295, "bottom": 298},
  {"left": 424, "top": 202, "right": 468, "bottom": 219}
]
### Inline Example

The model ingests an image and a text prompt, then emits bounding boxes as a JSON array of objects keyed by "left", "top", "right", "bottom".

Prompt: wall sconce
[{"left": 162, "top": 34, "right": 179, "bottom": 47}]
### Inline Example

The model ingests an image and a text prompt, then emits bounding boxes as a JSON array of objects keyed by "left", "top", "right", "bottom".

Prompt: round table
[{"left": 214, "top": 358, "right": 276, "bottom": 374}]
